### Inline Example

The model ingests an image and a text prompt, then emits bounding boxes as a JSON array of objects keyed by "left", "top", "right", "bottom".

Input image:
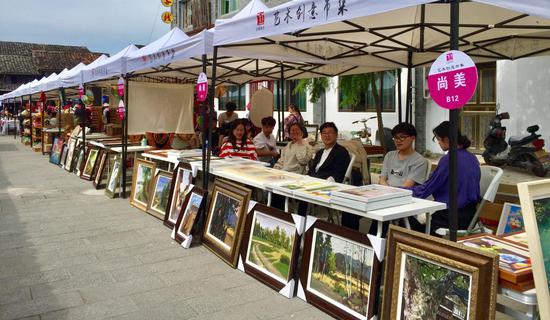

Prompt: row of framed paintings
[{"left": 167, "top": 178, "right": 499, "bottom": 320}]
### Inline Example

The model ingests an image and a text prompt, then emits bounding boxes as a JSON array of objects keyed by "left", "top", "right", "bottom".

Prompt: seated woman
[
  {"left": 409, "top": 121, "right": 481, "bottom": 234},
  {"left": 219, "top": 119, "right": 258, "bottom": 160},
  {"left": 274, "top": 122, "right": 313, "bottom": 174}
]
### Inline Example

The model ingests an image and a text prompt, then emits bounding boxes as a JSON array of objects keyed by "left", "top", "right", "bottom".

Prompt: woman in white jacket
[{"left": 274, "top": 122, "right": 313, "bottom": 174}]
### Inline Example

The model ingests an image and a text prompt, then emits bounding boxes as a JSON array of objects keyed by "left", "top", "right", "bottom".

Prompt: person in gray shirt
[{"left": 379, "top": 123, "right": 428, "bottom": 187}]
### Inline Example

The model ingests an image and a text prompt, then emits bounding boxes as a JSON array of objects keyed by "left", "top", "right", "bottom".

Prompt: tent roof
[
  {"left": 213, "top": 0, "right": 550, "bottom": 71},
  {"left": 81, "top": 45, "right": 138, "bottom": 83}
]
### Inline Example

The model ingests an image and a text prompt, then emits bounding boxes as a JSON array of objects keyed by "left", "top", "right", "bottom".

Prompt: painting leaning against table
[{"left": 533, "top": 196, "right": 550, "bottom": 290}]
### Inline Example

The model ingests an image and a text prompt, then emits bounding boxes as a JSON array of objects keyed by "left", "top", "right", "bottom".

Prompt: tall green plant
[
  {"left": 339, "top": 73, "right": 387, "bottom": 151},
  {"left": 293, "top": 77, "right": 330, "bottom": 103}
]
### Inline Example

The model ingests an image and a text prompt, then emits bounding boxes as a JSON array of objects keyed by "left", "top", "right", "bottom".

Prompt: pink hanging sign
[
  {"left": 427, "top": 50, "right": 478, "bottom": 110},
  {"left": 196, "top": 72, "right": 208, "bottom": 102}
]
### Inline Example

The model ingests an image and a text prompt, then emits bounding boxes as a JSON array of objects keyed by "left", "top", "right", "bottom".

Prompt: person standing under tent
[
  {"left": 219, "top": 119, "right": 258, "bottom": 160},
  {"left": 283, "top": 104, "right": 303, "bottom": 140}
]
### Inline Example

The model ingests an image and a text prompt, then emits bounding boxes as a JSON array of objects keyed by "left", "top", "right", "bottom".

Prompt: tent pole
[
  {"left": 122, "top": 76, "right": 129, "bottom": 198},
  {"left": 82, "top": 85, "right": 86, "bottom": 158},
  {"left": 28, "top": 95, "right": 32, "bottom": 146},
  {"left": 397, "top": 69, "right": 402, "bottom": 123},
  {"left": 14, "top": 98, "right": 18, "bottom": 140},
  {"left": 58, "top": 88, "right": 65, "bottom": 138},
  {"left": 449, "top": 0, "right": 460, "bottom": 242},
  {"left": 278, "top": 64, "right": 284, "bottom": 141},
  {"left": 201, "top": 54, "right": 208, "bottom": 189},
  {"left": 205, "top": 47, "right": 218, "bottom": 191},
  {"left": 405, "top": 51, "right": 413, "bottom": 124}
]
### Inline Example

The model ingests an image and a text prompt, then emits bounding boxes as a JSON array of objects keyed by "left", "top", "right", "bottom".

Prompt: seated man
[
  {"left": 298, "top": 122, "right": 351, "bottom": 218},
  {"left": 379, "top": 122, "right": 428, "bottom": 188},
  {"left": 253, "top": 116, "right": 278, "bottom": 164}
]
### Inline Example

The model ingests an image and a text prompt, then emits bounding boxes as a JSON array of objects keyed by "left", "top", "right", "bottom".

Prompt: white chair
[
  {"left": 425, "top": 158, "right": 433, "bottom": 181},
  {"left": 435, "top": 165, "right": 503, "bottom": 237},
  {"left": 343, "top": 153, "right": 356, "bottom": 185}
]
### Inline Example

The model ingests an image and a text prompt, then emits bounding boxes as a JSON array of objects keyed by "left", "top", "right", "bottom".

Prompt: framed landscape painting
[
  {"left": 80, "top": 147, "right": 100, "bottom": 180},
  {"left": 130, "top": 159, "right": 156, "bottom": 211},
  {"left": 64, "top": 138, "right": 77, "bottom": 171},
  {"left": 174, "top": 187, "right": 207, "bottom": 247},
  {"left": 202, "top": 179, "right": 251, "bottom": 267},
  {"left": 164, "top": 163, "right": 194, "bottom": 228},
  {"left": 59, "top": 144, "right": 68, "bottom": 168},
  {"left": 239, "top": 203, "right": 303, "bottom": 298},
  {"left": 74, "top": 147, "right": 85, "bottom": 176},
  {"left": 518, "top": 179, "right": 550, "bottom": 320},
  {"left": 49, "top": 137, "right": 64, "bottom": 165},
  {"left": 146, "top": 170, "right": 172, "bottom": 220},
  {"left": 496, "top": 202, "right": 524, "bottom": 235},
  {"left": 105, "top": 156, "right": 121, "bottom": 198},
  {"left": 382, "top": 225, "right": 498, "bottom": 320},
  {"left": 93, "top": 150, "right": 108, "bottom": 189},
  {"left": 299, "top": 219, "right": 382, "bottom": 320}
]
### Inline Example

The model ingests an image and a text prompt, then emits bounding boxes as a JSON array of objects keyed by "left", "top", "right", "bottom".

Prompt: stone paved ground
[
  {"left": 0, "top": 136, "right": 333, "bottom": 320},
  {"left": 0, "top": 136, "right": 526, "bottom": 319}
]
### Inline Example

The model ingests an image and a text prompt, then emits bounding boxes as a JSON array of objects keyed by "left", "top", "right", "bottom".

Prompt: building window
[
  {"left": 218, "top": 85, "right": 246, "bottom": 111},
  {"left": 182, "top": 0, "right": 193, "bottom": 29},
  {"left": 219, "top": 0, "right": 237, "bottom": 16},
  {"left": 338, "top": 71, "right": 396, "bottom": 112},
  {"left": 274, "top": 80, "right": 307, "bottom": 112}
]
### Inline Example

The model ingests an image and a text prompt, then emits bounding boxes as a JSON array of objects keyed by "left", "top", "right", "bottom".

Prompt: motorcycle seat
[{"left": 509, "top": 134, "right": 539, "bottom": 146}]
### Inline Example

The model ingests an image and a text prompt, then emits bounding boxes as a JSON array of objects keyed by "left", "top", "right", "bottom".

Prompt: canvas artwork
[
  {"left": 382, "top": 226, "right": 498, "bottom": 320},
  {"left": 147, "top": 170, "right": 172, "bottom": 219},
  {"left": 518, "top": 179, "right": 550, "bottom": 320},
  {"left": 165, "top": 165, "right": 193, "bottom": 228},
  {"left": 93, "top": 151, "right": 108, "bottom": 189},
  {"left": 503, "top": 232, "right": 529, "bottom": 247},
  {"left": 81, "top": 148, "right": 99, "bottom": 180},
  {"left": 496, "top": 203, "right": 524, "bottom": 235},
  {"left": 299, "top": 219, "right": 381, "bottom": 320},
  {"left": 174, "top": 188, "right": 206, "bottom": 244},
  {"left": 59, "top": 144, "right": 68, "bottom": 168},
  {"left": 105, "top": 158, "right": 121, "bottom": 198},
  {"left": 130, "top": 159, "right": 156, "bottom": 211},
  {"left": 49, "top": 138, "right": 64, "bottom": 165},
  {"left": 74, "top": 148, "right": 85, "bottom": 176},
  {"left": 202, "top": 179, "right": 251, "bottom": 267},
  {"left": 64, "top": 139, "right": 77, "bottom": 171}
]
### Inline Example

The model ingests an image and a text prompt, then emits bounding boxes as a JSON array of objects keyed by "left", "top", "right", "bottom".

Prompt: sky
[{"left": 0, "top": 0, "right": 170, "bottom": 55}]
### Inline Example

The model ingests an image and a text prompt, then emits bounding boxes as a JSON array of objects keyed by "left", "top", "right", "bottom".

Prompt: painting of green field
[
  {"left": 308, "top": 230, "right": 374, "bottom": 317},
  {"left": 246, "top": 212, "right": 296, "bottom": 282},
  {"left": 533, "top": 196, "right": 550, "bottom": 291}
]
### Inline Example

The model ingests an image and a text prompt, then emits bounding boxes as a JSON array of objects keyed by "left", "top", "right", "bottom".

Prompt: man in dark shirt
[{"left": 307, "top": 122, "right": 350, "bottom": 182}]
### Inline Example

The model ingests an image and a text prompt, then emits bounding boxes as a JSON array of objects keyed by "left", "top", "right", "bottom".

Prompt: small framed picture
[
  {"left": 93, "top": 150, "right": 108, "bottom": 189},
  {"left": 173, "top": 186, "right": 207, "bottom": 247},
  {"left": 59, "top": 143, "right": 68, "bottom": 168},
  {"left": 146, "top": 170, "right": 173, "bottom": 220},
  {"left": 299, "top": 219, "right": 382, "bottom": 320},
  {"left": 105, "top": 156, "right": 122, "bottom": 198},
  {"left": 202, "top": 179, "right": 251, "bottom": 268},
  {"left": 130, "top": 159, "right": 157, "bottom": 211},
  {"left": 74, "top": 147, "right": 85, "bottom": 176},
  {"left": 382, "top": 225, "right": 498, "bottom": 320},
  {"left": 518, "top": 180, "right": 550, "bottom": 320},
  {"left": 496, "top": 202, "right": 524, "bottom": 235},
  {"left": 164, "top": 163, "right": 194, "bottom": 228},
  {"left": 49, "top": 137, "right": 64, "bottom": 165},
  {"left": 238, "top": 203, "right": 304, "bottom": 298},
  {"left": 64, "top": 138, "right": 77, "bottom": 171},
  {"left": 80, "top": 147, "right": 100, "bottom": 181}
]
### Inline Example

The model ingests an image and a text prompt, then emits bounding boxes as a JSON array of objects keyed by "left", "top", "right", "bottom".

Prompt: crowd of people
[{"left": 212, "top": 101, "right": 481, "bottom": 236}]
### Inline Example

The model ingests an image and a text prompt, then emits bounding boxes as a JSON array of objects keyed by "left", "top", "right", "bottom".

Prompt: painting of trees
[
  {"left": 400, "top": 254, "right": 470, "bottom": 320},
  {"left": 533, "top": 196, "right": 550, "bottom": 290},
  {"left": 309, "top": 230, "right": 373, "bottom": 316}
]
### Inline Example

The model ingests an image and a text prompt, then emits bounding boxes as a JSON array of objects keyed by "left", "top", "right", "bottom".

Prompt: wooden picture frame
[
  {"left": 173, "top": 186, "right": 207, "bottom": 247},
  {"left": 49, "top": 137, "right": 64, "bottom": 165},
  {"left": 382, "top": 225, "right": 498, "bottom": 320},
  {"left": 146, "top": 169, "right": 173, "bottom": 220},
  {"left": 459, "top": 234, "right": 533, "bottom": 290},
  {"left": 64, "top": 138, "right": 77, "bottom": 171},
  {"left": 164, "top": 163, "right": 194, "bottom": 228},
  {"left": 518, "top": 180, "right": 550, "bottom": 320},
  {"left": 304, "top": 124, "right": 319, "bottom": 143},
  {"left": 105, "top": 156, "right": 122, "bottom": 198},
  {"left": 93, "top": 150, "right": 108, "bottom": 189},
  {"left": 239, "top": 203, "right": 303, "bottom": 298},
  {"left": 130, "top": 159, "right": 156, "bottom": 212},
  {"left": 80, "top": 147, "right": 100, "bottom": 181},
  {"left": 59, "top": 143, "right": 69, "bottom": 168},
  {"left": 299, "top": 219, "right": 382, "bottom": 320},
  {"left": 202, "top": 179, "right": 251, "bottom": 268},
  {"left": 74, "top": 147, "right": 85, "bottom": 176},
  {"left": 496, "top": 202, "right": 524, "bottom": 235}
]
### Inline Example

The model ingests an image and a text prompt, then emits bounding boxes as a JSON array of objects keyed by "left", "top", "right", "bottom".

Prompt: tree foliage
[{"left": 293, "top": 77, "right": 331, "bottom": 103}]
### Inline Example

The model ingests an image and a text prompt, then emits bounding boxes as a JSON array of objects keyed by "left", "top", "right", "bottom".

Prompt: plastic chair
[
  {"left": 343, "top": 153, "right": 356, "bottom": 185},
  {"left": 435, "top": 165, "right": 503, "bottom": 237},
  {"left": 425, "top": 158, "right": 433, "bottom": 181}
]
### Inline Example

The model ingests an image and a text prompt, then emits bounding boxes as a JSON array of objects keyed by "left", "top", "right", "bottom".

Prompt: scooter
[{"left": 482, "top": 111, "right": 550, "bottom": 177}]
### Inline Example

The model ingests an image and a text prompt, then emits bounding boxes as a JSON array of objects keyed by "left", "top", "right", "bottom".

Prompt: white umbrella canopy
[{"left": 213, "top": 0, "right": 550, "bottom": 70}]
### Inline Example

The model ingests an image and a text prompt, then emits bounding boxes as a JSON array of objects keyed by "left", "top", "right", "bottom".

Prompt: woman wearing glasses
[{"left": 379, "top": 123, "right": 428, "bottom": 188}]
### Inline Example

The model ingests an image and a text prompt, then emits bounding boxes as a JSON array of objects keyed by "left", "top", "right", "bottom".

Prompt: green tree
[{"left": 293, "top": 77, "right": 331, "bottom": 103}]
